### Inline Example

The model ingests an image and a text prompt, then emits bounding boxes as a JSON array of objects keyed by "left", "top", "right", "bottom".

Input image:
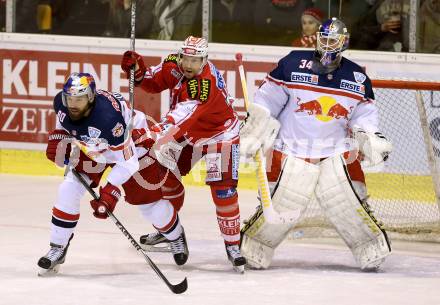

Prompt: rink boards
[
  {"left": 1, "top": 33, "right": 440, "bottom": 207},
  {"left": 0, "top": 148, "right": 436, "bottom": 204}
]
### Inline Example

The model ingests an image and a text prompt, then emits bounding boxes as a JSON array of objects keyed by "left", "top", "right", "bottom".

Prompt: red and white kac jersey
[{"left": 139, "top": 54, "right": 239, "bottom": 145}]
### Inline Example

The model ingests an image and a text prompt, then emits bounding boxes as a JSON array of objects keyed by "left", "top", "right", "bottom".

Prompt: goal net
[{"left": 289, "top": 80, "right": 440, "bottom": 242}]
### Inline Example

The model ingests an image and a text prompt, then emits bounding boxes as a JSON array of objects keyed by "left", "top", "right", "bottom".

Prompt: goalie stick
[
  {"left": 235, "top": 53, "right": 300, "bottom": 224},
  {"left": 70, "top": 168, "right": 188, "bottom": 294}
]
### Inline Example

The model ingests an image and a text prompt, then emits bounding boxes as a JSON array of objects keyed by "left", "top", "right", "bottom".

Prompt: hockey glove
[
  {"left": 121, "top": 50, "right": 146, "bottom": 83},
  {"left": 132, "top": 128, "right": 156, "bottom": 150},
  {"left": 133, "top": 127, "right": 182, "bottom": 170},
  {"left": 154, "top": 141, "right": 184, "bottom": 171},
  {"left": 90, "top": 183, "right": 121, "bottom": 219},
  {"left": 353, "top": 128, "right": 392, "bottom": 167},
  {"left": 46, "top": 129, "right": 72, "bottom": 167}
]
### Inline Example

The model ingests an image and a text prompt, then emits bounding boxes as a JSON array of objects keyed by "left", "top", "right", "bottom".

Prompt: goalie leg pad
[
  {"left": 241, "top": 156, "right": 320, "bottom": 268},
  {"left": 315, "top": 155, "right": 391, "bottom": 269}
]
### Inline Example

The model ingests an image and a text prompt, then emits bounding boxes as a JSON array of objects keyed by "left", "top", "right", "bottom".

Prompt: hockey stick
[
  {"left": 70, "top": 168, "right": 188, "bottom": 294},
  {"left": 125, "top": 0, "right": 136, "bottom": 142},
  {"left": 235, "top": 53, "right": 300, "bottom": 224}
]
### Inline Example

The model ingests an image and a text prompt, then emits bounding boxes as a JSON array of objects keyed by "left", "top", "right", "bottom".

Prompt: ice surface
[{"left": 1, "top": 174, "right": 439, "bottom": 305}]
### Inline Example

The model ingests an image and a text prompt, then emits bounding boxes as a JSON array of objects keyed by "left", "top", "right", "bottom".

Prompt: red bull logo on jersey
[
  {"left": 295, "top": 96, "right": 352, "bottom": 122},
  {"left": 340, "top": 79, "right": 365, "bottom": 94},
  {"left": 291, "top": 72, "right": 319, "bottom": 85}
]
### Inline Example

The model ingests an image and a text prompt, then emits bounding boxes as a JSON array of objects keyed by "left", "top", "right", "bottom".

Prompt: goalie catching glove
[
  {"left": 239, "top": 103, "right": 280, "bottom": 158},
  {"left": 352, "top": 127, "right": 392, "bottom": 167}
]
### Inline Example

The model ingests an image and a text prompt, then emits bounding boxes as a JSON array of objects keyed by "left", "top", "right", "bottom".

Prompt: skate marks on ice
[
  {"left": 268, "top": 242, "right": 440, "bottom": 278},
  {"left": 1, "top": 175, "right": 440, "bottom": 304}
]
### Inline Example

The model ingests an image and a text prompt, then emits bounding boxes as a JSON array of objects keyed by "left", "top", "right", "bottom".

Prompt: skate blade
[
  {"left": 140, "top": 243, "right": 171, "bottom": 253},
  {"left": 362, "top": 258, "right": 385, "bottom": 272},
  {"left": 233, "top": 264, "right": 245, "bottom": 274},
  {"left": 38, "top": 265, "right": 60, "bottom": 277}
]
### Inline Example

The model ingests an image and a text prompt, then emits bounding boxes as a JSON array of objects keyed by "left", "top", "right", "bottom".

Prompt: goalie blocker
[{"left": 241, "top": 151, "right": 391, "bottom": 270}]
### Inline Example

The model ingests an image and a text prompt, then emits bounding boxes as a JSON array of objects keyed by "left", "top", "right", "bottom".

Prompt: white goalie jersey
[{"left": 254, "top": 50, "right": 380, "bottom": 159}]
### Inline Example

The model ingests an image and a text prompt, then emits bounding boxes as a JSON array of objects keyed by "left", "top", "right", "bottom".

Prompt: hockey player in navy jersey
[
  {"left": 38, "top": 72, "right": 188, "bottom": 275},
  {"left": 239, "top": 18, "right": 393, "bottom": 271}
]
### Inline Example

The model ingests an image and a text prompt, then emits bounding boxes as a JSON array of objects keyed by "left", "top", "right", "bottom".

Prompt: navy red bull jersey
[
  {"left": 53, "top": 90, "right": 148, "bottom": 185},
  {"left": 254, "top": 50, "right": 379, "bottom": 158}
]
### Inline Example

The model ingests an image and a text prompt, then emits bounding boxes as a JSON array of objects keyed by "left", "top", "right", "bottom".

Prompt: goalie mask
[
  {"left": 62, "top": 72, "right": 96, "bottom": 106},
  {"left": 178, "top": 36, "right": 208, "bottom": 75},
  {"left": 312, "top": 17, "right": 349, "bottom": 74}
]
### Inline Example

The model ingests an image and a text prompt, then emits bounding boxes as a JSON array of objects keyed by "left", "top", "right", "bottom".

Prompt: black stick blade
[{"left": 170, "top": 277, "right": 188, "bottom": 294}]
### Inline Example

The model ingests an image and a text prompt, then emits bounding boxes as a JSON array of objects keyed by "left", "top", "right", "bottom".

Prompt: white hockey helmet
[
  {"left": 179, "top": 36, "right": 208, "bottom": 58},
  {"left": 178, "top": 36, "right": 209, "bottom": 73}
]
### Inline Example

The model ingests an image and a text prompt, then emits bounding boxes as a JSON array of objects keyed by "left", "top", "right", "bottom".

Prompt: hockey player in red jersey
[
  {"left": 121, "top": 36, "right": 246, "bottom": 272},
  {"left": 38, "top": 72, "right": 188, "bottom": 276}
]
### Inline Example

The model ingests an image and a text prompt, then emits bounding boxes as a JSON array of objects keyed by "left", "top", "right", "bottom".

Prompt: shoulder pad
[
  {"left": 164, "top": 54, "right": 179, "bottom": 64},
  {"left": 96, "top": 90, "right": 124, "bottom": 113}
]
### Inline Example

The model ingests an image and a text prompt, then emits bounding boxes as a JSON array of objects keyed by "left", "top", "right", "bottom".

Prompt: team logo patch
[
  {"left": 171, "top": 68, "right": 182, "bottom": 79},
  {"left": 340, "top": 79, "right": 365, "bottom": 94},
  {"left": 88, "top": 126, "right": 101, "bottom": 138},
  {"left": 205, "top": 153, "right": 222, "bottom": 182},
  {"left": 199, "top": 79, "right": 211, "bottom": 102},
  {"left": 187, "top": 79, "right": 199, "bottom": 99},
  {"left": 182, "top": 48, "right": 196, "bottom": 55},
  {"left": 112, "top": 122, "right": 124, "bottom": 137},
  {"left": 353, "top": 72, "right": 366, "bottom": 83},
  {"left": 215, "top": 188, "right": 237, "bottom": 199},
  {"left": 291, "top": 72, "right": 319, "bottom": 85},
  {"left": 212, "top": 65, "right": 225, "bottom": 89}
]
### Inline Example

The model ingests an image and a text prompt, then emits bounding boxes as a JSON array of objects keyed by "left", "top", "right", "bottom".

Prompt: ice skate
[
  {"left": 169, "top": 230, "right": 189, "bottom": 266},
  {"left": 139, "top": 231, "right": 171, "bottom": 252},
  {"left": 225, "top": 244, "right": 246, "bottom": 273},
  {"left": 37, "top": 234, "right": 73, "bottom": 276}
]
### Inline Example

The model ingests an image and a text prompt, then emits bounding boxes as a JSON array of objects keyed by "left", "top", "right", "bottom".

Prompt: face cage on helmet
[{"left": 316, "top": 32, "right": 348, "bottom": 66}]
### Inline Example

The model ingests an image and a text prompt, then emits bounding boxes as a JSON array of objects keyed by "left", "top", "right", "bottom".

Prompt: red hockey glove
[
  {"left": 90, "top": 183, "right": 121, "bottom": 219},
  {"left": 46, "top": 129, "right": 72, "bottom": 167},
  {"left": 121, "top": 50, "right": 146, "bottom": 83},
  {"left": 132, "top": 128, "right": 155, "bottom": 150}
]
